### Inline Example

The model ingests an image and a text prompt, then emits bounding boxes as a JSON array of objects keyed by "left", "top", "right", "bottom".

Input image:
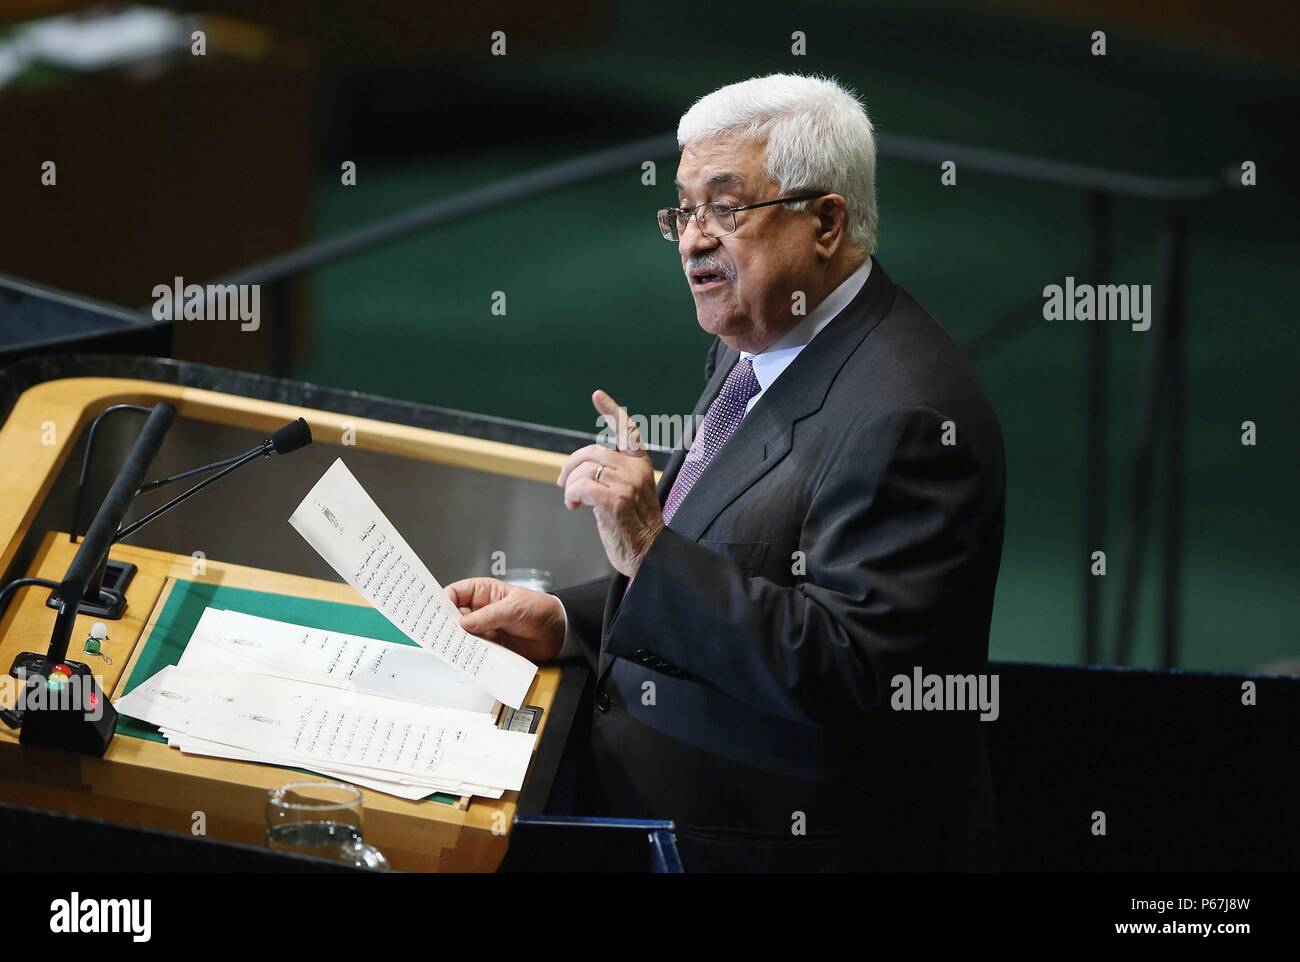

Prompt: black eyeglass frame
[{"left": 656, "top": 192, "right": 830, "bottom": 241}]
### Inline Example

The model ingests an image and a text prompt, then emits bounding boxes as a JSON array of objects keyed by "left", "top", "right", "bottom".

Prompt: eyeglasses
[{"left": 656, "top": 193, "right": 828, "bottom": 241}]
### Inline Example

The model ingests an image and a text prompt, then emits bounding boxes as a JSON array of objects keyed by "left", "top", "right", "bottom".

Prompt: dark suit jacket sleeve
[
  {"left": 604, "top": 404, "right": 991, "bottom": 727},
  {"left": 551, "top": 576, "right": 613, "bottom": 670}
]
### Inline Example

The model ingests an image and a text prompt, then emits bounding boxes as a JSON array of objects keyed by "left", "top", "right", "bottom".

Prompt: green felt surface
[{"left": 116, "top": 578, "right": 457, "bottom": 805}]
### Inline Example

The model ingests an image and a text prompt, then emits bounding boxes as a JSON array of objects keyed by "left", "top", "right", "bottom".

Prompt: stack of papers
[
  {"left": 116, "top": 658, "right": 532, "bottom": 800},
  {"left": 177, "top": 608, "right": 499, "bottom": 715},
  {"left": 116, "top": 458, "right": 545, "bottom": 801}
]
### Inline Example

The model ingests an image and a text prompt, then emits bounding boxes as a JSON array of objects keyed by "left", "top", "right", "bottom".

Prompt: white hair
[{"left": 676, "top": 73, "right": 878, "bottom": 253}]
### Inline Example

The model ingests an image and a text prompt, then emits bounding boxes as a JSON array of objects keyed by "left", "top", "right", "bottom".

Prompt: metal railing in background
[{"left": 205, "top": 131, "right": 1235, "bottom": 670}]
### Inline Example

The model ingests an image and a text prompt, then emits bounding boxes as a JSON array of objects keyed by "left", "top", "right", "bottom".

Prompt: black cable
[
  {"left": 0, "top": 577, "right": 61, "bottom": 618},
  {"left": 0, "top": 578, "right": 63, "bottom": 730},
  {"left": 70, "top": 404, "right": 153, "bottom": 542}
]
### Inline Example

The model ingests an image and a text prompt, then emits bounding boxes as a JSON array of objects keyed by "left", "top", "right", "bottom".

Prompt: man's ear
[{"left": 813, "top": 194, "right": 849, "bottom": 259}]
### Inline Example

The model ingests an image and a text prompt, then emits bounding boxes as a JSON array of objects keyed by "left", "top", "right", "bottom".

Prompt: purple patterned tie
[{"left": 662, "top": 356, "right": 762, "bottom": 525}]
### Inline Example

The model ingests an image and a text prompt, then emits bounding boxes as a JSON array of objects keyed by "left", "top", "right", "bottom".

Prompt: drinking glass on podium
[
  {"left": 266, "top": 780, "right": 390, "bottom": 869},
  {"left": 503, "top": 568, "right": 553, "bottom": 592}
]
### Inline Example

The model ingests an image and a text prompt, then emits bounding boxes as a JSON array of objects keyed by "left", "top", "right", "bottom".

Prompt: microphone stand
[
  {"left": 3, "top": 408, "right": 311, "bottom": 755},
  {"left": 115, "top": 445, "right": 268, "bottom": 543},
  {"left": 58, "top": 418, "right": 312, "bottom": 619},
  {"left": 68, "top": 443, "right": 268, "bottom": 619}
]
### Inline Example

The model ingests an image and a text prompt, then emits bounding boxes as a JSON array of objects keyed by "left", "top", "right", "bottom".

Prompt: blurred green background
[{"left": 295, "top": 1, "right": 1298, "bottom": 672}]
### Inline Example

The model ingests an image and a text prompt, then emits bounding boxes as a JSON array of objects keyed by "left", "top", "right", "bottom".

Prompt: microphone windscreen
[{"left": 271, "top": 417, "right": 312, "bottom": 455}]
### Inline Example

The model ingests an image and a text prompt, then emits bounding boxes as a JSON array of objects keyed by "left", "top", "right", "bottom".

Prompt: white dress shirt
[
  {"left": 553, "top": 257, "right": 873, "bottom": 655},
  {"left": 740, "top": 255, "right": 872, "bottom": 416}
]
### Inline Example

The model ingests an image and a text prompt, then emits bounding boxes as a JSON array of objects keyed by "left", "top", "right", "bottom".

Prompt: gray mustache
[{"left": 684, "top": 254, "right": 736, "bottom": 282}]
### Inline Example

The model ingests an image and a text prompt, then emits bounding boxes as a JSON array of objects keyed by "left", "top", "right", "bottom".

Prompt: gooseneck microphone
[
  {"left": 269, "top": 416, "right": 312, "bottom": 456},
  {"left": 114, "top": 417, "right": 313, "bottom": 543},
  {"left": 132, "top": 417, "right": 311, "bottom": 497},
  {"left": 59, "top": 415, "right": 314, "bottom": 634}
]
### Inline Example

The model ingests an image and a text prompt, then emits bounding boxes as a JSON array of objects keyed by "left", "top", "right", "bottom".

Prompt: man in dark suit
[{"left": 447, "top": 74, "right": 1005, "bottom": 871}]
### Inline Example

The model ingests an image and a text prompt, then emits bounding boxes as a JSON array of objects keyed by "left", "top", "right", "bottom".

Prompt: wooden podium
[{"left": 0, "top": 376, "right": 582, "bottom": 872}]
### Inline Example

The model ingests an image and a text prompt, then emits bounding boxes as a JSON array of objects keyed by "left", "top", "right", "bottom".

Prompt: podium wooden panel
[{"left": 0, "top": 377, "right": 577, "bottom": 871}]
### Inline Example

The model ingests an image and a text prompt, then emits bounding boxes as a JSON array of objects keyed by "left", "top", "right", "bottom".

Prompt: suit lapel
[
  {"left": 661, "top": 258, "right": 896, "bottom": 541},
  {"left": 599, "top": 258, "right": 897, "bottom": 645}
]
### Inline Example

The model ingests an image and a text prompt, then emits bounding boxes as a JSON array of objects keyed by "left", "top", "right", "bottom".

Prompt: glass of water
[
  {"left": 503, "top": 567, "right": 553, "bottom": 592},
  {"left": 266, "top": 780, "right": 390, "bottom": 870}
]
